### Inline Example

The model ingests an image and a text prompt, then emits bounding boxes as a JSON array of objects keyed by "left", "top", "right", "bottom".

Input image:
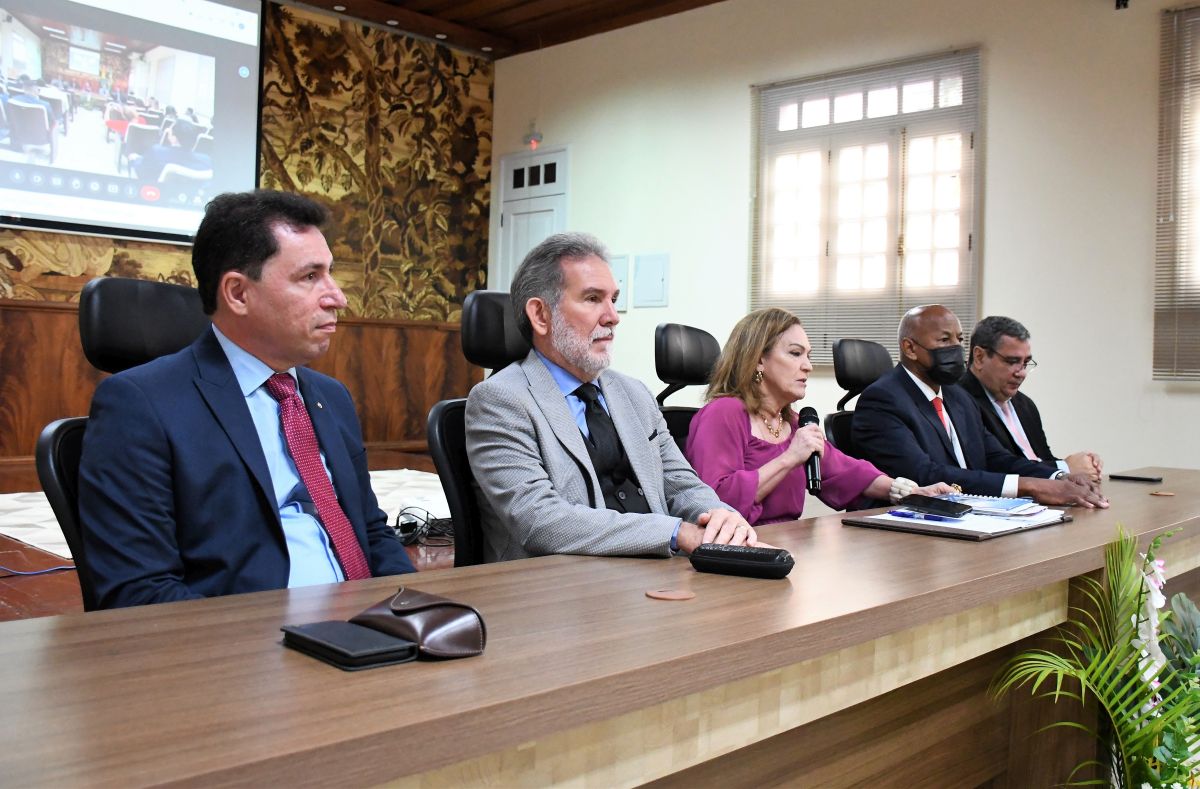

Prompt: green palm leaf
[{"left": 991, "top": 527, "right": 1200, "bottom": 788}]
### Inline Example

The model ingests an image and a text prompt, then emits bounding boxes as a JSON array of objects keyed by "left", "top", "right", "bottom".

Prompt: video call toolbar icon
[{"left": 0, "top": 164, "right": 203, "bottom": 206}]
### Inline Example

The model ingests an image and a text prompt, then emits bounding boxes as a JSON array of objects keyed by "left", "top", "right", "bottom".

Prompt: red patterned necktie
[
  {"left": 932, "top": 396, "right": 950, "bottom": 436},
  {"left": 264, "top": 373, "right": 371, "bottom": 580}
]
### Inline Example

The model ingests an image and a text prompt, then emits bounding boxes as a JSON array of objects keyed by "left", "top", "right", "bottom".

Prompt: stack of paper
[
  {"left": 843, "top": 506, "right": 1069, "bottom": 540},
  {"left": 946, "top": 493, "right": 1046, "bottom": 517}
]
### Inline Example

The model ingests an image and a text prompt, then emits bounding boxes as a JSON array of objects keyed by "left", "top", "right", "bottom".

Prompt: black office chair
[
  {"left": 426, "top": 399, "right": 482, "bottom": 567},
  {"left": 34, "top": 418, "right": 94, "bottom": 610},
  {"left": 427, "top": 290, "right": 529, "bottom": 567},
  {"left": 654, "top": 323, "right": 721, "bottom": 452},
  {"left": 79, "top": 277, "right": 210, "bottom": 374},
  {"left": 460, "top": 289, "right": 529, "bottom": 373},
  {"left": 824, "top": 338, "right": 894, "bottom": 458},
  {"left": 36, "top": 278, "right": 210, "bottom": 609}
]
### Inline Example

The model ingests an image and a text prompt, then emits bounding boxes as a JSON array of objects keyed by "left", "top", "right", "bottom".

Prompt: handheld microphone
[{"left": 797, "top": 406, "right": 822, "bottom": 493}]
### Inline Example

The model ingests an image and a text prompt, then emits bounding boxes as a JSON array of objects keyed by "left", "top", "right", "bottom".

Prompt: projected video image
[{"left": 0, "top": 8, "right": 217, "bottom": 208}]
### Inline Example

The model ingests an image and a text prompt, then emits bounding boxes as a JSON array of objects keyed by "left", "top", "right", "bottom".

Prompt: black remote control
[{"left": 689, "top": 543, "right": 795, "bottom": 579}]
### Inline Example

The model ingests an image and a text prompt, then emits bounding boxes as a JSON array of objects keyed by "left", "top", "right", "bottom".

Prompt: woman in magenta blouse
[{"left": 686, "top": 308, "right": 952, "bottom": 525}]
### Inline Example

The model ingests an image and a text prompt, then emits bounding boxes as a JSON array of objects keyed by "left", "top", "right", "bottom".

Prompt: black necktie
[{"left": 573, "top": 383, "right": 621, "bottom": 473}]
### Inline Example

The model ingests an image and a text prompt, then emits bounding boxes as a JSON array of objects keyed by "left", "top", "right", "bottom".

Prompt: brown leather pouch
[{"left": 350, "top": 587, "right": 486, "bottom": 659}]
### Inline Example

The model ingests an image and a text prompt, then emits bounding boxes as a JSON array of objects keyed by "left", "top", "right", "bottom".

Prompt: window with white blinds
[
  {"left": 751, "top": 50, "right": 981, "bottom": 365},
  {"left": 1155, "top": 8, "right": 1200, "bottom": 380}
]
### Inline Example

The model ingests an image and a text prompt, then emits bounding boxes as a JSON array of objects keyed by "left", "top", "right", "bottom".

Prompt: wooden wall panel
[
  {"left": 0, "top": 299, "right": 481, "bottom": 493},
  {"left": 310, "top": 314, "right": 481, "bottom": 453},
  {"left": 0, "top": 301, "right": 104, "bottom": 493}
]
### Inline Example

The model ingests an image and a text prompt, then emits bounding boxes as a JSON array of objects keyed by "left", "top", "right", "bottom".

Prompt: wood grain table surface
[
  {"left": 0, "top": 535, "right": 82, "bottom": 620},
  {"left": 0, "top": 538, "right": 453, "bottom": 622},
  {"left": 0, "top": 467, "right": 1195, "bottom": 787}
]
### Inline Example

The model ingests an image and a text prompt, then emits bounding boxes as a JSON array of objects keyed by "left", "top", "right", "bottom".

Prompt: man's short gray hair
[
  {"left": 969, "top": 315, "right": 1030, "bottom": 358},
  {"left": 510, "top": 232, "right": 610, "bottom": 343}
]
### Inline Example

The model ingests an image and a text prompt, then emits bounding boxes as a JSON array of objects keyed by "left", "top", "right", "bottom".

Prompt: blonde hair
[{"left": 705, "top": 308, "right": 802, "bottom": 418}]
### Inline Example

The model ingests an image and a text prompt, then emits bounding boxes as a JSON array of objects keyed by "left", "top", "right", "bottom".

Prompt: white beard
[{"left": 551, "top": 308, "right": 613, "bottom": 380}]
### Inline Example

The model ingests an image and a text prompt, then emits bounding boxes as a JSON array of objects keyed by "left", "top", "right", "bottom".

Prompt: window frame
[
  {"left": 1154, "top": 8, "right": 1200, "bottom": 380},
  {"left": 751, "top": 49, "right": 982, "bottom": 365}
]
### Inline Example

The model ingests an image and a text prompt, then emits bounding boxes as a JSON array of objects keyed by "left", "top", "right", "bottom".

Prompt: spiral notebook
[
  {"left": 945, "top": 493, "right": 1046, "bottom": 517},
  {"left": 842, "top": 508, "right": 1071, "bottom": 541}
]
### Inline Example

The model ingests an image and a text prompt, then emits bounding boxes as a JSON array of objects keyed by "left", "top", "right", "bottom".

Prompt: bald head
[
  {"left": 898, "top": 304, "right": 965, "bottom": 389},
  {"left": 899, "top": 305, "right": 958, "bottom": 345}
]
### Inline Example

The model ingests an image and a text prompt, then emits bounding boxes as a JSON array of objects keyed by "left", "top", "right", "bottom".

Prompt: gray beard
[{"left": 551, "top": 308, "right": 612, "bottom": 380}]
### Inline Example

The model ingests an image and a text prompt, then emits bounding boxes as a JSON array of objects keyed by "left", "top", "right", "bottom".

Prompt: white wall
[{"left": 490, "top": 0, "right": 1198, "bottom": 472}]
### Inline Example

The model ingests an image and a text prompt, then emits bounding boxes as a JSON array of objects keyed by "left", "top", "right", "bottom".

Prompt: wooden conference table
[
  {"left": 1, "top": 468, "right": 1198, "bottom": 787},
  {"left": 0, "top": 539, "right": 455, "bottom": 622}
]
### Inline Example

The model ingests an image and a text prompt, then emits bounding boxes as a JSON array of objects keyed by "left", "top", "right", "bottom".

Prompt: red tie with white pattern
[
  {"left": 931, "top": 396, "right": 950, "bottom": 437},
  {"left": 264, "top": 373, "right": 371, "bottom": 580}
]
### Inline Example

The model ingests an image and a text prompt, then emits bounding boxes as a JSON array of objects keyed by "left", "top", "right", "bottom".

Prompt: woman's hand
[{"left": 784, "top": 422, "right": 825, "bottom": 466}]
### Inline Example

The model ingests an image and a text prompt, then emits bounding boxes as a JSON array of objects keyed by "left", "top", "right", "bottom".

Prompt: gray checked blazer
[{"left": 465, "top": 351, "right": 728, "bottom": 562}]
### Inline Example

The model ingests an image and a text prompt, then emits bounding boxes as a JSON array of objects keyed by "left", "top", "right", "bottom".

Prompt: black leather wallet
[{"left": 281, "top": 621, "right": 418, "bottom": 671}]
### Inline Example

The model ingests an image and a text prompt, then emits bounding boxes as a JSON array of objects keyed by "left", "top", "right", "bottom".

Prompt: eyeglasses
[{"left": 986, "top": 348, "right": 1037, "bottom": 370}]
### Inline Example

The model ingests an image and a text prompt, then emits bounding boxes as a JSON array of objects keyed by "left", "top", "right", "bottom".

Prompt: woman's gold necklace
[{"left": 761, "top": 411, "right": 783, "bottom": 439}]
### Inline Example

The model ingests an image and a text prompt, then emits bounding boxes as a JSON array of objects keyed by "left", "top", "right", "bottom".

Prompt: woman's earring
[{"left": 753, "top": 370, "right": 763, "bottom": 384}]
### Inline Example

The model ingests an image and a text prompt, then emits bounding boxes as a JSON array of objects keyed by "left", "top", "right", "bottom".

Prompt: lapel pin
[{"left": 316, "top": 402, "right": 323, "bottom": 409}]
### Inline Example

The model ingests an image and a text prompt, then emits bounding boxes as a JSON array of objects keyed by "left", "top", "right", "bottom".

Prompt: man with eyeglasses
[
  {"left": 960, "top": 316, "right": 1103, "bottom": 482},
  {"left": 852, "top": 305, "right": 1107, "bottom": 507}
]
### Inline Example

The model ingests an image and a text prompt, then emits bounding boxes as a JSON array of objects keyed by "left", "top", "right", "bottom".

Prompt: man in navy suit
[
  {"left": 852, "top": 305, "right": 1107, "bottom": 507},
  {"left": 79, "top": 191, "right": 414, "bottom": 609},
  {"left": 960, "top": 315, "right": 1103, "bottom": 481}
]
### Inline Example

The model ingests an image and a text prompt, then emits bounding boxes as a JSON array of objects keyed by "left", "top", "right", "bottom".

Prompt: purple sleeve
[
  {"left": 815, "top": 442, "right": 885, "bottom": 511},
  {"left": 684, "top": 398, "right": 763, "bottom": 524}
]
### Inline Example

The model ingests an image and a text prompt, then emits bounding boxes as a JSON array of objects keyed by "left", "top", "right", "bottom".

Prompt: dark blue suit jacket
[
  {"left": 79, "top": 328, "right": 414, "bottom": 609},
  {"left": 851, "top": 365, "right": 1055, "bottom": 495}
]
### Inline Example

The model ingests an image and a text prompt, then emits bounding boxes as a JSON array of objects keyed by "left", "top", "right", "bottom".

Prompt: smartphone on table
[{"left": 896, "top": 493, "right": 973, "bottom": 518}]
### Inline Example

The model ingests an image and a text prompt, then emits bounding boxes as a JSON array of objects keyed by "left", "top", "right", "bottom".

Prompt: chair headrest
[
  {"left": 832, "top": 338, "right": 894, "bottom": 395},
  {"left": 655, "top": 323, "right": 721, "bottom": 386},
  {"left": 461, "top": 290, "right": 530, "bottom": 371},
  {"left": 79, "top": 277, "right": 211, "bottom": 374}
]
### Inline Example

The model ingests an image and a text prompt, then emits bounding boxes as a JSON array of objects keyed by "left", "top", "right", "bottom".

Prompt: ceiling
[{"left": 304, "top": 0, "right": 728, "bottom": 58}]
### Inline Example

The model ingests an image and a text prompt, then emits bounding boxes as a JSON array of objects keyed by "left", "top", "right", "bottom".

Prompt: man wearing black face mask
[{"left": 852, "top": 305, "right": 1108, "bottom": 507}]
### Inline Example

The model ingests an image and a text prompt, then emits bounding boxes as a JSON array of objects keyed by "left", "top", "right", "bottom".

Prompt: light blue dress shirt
[
  {"left": 212, "top": 326, "right": 345, "bottom": 587},
  {"left": 535, "top": 351, "right": 681, "bottom": 550},
  {"left": 535, "top": 350, "right": 610, "bottom": 435}
]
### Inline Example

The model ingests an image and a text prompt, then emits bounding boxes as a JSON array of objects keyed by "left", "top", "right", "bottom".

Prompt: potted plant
[{"left": 992, "top": 528, "right": 1200, "bottom": 787}]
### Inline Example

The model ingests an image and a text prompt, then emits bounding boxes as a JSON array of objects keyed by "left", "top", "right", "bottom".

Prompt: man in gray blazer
[{"left": 466, "top": 232, "right": 759, "bottom": 562}]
